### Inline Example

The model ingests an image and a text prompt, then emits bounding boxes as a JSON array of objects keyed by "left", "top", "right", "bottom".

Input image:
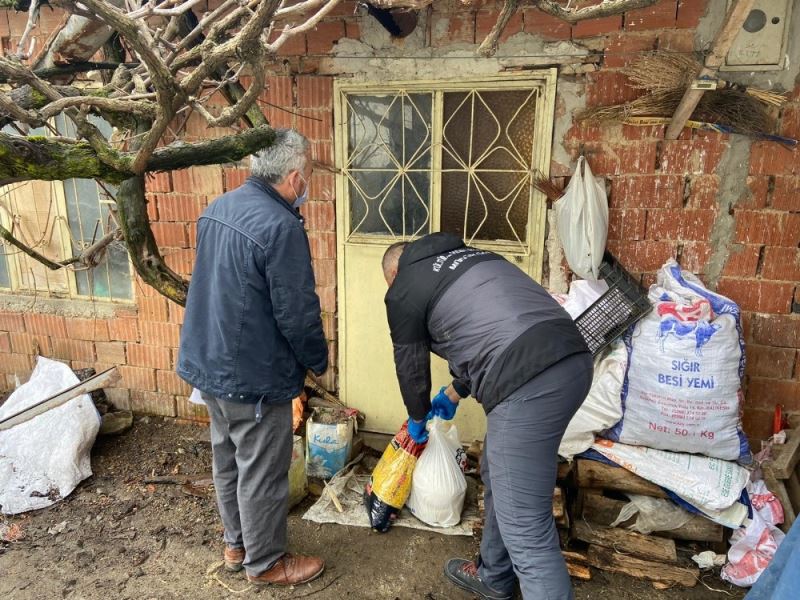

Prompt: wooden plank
[
  {"left": 573, "top": 521, "right": 678, "bottom": 563},
  {"left": 0, "top": 367, "right": 120, "bottom": 431},
  {"left": 771, "top": 429, "right": 800, "bottom": 480},
  {"left": 554, "top": 486, "right": 570, "bottom": 528},
  {"left": 786, "top": 471, "right": 800, "bottom": 516},
  {"left": 665, "top": 0, "right": 757, "bottom": 139},
  {"left": 586, "top": 545, "right": 699, "bottom": 588},
  {"left": 763, "top": 466, "right": 796, "bottom": 533},
  {"left": 557, "top": 461, "right": 572, "bottom": 482},
  {"left": 575, "top": 459, "right": 666, "bottom": 498},
  {"left": 566, "top": 562, "right": 591, "bottom": 581},
  {"left": 580, "top": 491, "right": 724, "bottom": 543}
]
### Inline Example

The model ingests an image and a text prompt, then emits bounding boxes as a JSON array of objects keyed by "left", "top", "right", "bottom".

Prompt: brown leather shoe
[
  {"left": 247, "top": 553, "right": 325, "bottom": 587},
  {"left": 223, "top": 546, "right": 245, "bottom": 572}
]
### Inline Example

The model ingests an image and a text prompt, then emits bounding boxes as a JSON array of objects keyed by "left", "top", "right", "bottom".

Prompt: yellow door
[{"left": 334, "top": 73, "right": 557, "bottom": 442}]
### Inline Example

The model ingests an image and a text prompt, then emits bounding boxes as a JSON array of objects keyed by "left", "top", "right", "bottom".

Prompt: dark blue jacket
[{"left": 177, "top": 177, "right": 328, "bottom": 404}]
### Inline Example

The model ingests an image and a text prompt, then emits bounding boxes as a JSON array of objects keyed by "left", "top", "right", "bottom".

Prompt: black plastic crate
[{"left": 574, "top": 252, "right": 652, "bottom": 356}]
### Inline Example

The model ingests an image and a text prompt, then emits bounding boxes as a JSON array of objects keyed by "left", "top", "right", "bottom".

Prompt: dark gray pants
[
  {"left": 203, "top": 394, "right": 293, "bottom": 577},
  {"left": 478, "top": 353, "right": 593, "bottom": 600}
]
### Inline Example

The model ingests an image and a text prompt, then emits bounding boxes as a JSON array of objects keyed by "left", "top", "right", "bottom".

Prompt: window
[
  {"left": 0, "top": 119, "right": 133, "bottom": 301},
  {"left": 335, "top": 72, "right": 556, "bottom": 257}
]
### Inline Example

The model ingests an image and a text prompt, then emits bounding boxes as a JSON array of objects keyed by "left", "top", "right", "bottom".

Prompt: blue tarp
[{"left": 745, "top": 518, "right": 800, "bottom": 600}]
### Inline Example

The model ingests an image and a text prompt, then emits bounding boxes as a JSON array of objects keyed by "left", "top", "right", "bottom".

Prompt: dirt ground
[{"left": 0, "top": 418, "right": 746, "bottom": 599}]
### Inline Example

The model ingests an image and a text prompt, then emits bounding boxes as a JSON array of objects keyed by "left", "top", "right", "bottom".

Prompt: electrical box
[{"left": 722, "top": 0, "right": 793, "bottom": 71}]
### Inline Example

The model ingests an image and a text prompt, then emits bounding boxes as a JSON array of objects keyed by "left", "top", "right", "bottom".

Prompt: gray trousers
[
  {"left": 478, "top": 352, "right": 593, "bottom": 600},
  {"left": 203, "top": 394, "right": 293, "bottom": 577}
]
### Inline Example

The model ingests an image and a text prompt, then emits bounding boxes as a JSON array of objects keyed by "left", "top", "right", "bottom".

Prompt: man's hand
[
  {"left": 407, "top": 416, "right": 429, "bottom": 444},
  {"left": 430, "top": 385, "right": 459, "bottom": 420}
]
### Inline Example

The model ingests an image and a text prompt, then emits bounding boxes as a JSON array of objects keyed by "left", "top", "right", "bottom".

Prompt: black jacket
[{"left": 385, "top": 233, "right": 589, "bottom": 419}]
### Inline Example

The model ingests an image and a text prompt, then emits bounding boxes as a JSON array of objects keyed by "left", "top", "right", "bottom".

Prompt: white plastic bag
[
  {"left": 0, "top": 357, "right": 100, "bottom": 514},
  {"left": 610, "top": 494, "right": 693, "bottom": 534},
  {"left": 608, "top": 259, "right": 750, "bottom": 462},
  {"left": 406, "top": 418, "right": 467, "bottom": 528},
  {"left": 554, "top": 156, "right": 608, "bottom": 280}
]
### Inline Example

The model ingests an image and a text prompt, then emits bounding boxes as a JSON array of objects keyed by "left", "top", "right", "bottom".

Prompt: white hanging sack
[
  {"left": 406, "top": 418, "right": 467, "bottom": 528},
  {"left": 554, "top": 156, "right": 609, "bottom": 280}
]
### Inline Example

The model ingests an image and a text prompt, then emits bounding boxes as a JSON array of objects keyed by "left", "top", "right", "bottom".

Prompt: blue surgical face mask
[{"left": 292, "top": 174, "right": 308, "bottom": 209}]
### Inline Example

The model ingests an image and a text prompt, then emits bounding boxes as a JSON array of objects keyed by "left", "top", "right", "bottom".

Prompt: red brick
[
  {"left": 108, "top": 317, "right": 139, "bottom": 342},
  {"left": 660, "top": 136, "right": 728, "bottom": 174},
  {"left": 262, "top": 75, "right": 294, "bottom": 109},
  {"left": 745, "top": 175, "right": 770, "bottom": 209},
  {"left": 431, "top": 12, "right": 474, "bottom": 46},
  {"left": 607, "top": 239, "right": 675, "bottom": 272},
  {"left": 780, "top": 104, "right": 800, "bottom": 139},
  {"left": 295, "top": 109, "right": 333, "bottom": 142},
  {"left": 620, "top": 123, "right": 666, "bottom": 140},
  {"left": 306, "top": 21, "right": 346, "bottom": 54},
  {"left": 522, "top": 8, "right": 571, "bottom": 39},
  {"left": 308, "top": 231, "right": 336, "bottom": 260},
  {"left": 172, "top": 166, "right": 223, "bottom": 197},
  {"left": 0, "top": 353, "right": 32, "bottom": 375},
  {"left": 685, "top": 175, "right": 718, "bottom": 209},
  {"left": 741, "top": 408, "right": 773, "bottom": 443},
  {"left": 154, "top": 194, "right": 205, "bottom": 222},
  {"left": 657, "top": 29, "right": 694, "bottom": 52},
  {"left": 117, "top": 366, "right": 157, "bottom": 392},
  {"left": 783, "top": 213, "right": 800, "bottom": 247},
  {"left": 270, "top": 29, "right": 306, "bottom": 56},
  {"left": 146, "top": 194, "right": 159, "bottom": 221},
  {"left": 746, "top": 378, "right": 800, "bottom": 412},
  {"left": 310, "top": 140, "right": 334, "bottom": 168},
  {"left": 676, "top": 0, "right": 708, "bottom": 28},
  {"left": 749, "top": 142, "right": 799, "bottom": 175},
  {"left": 746, "top": 345, "right": 796, "bottom": 379},
  {"left": 301, "top": 201, "right": 336, "bottom": 232},
  {"left": 317, "top": 285, "right": 336, "bottom": 313},
  {"left": 95, "top": 341, "right": 126, "bottom": 364},
  {"left": 8, "top": 332, "right": 51, "bottom": 356},
  {"left": 164, "top": 248, "right": 195, "bottom": 277},
  {"left": 581, "top": 142, "right": 656, "bottom": 176},
  {"left": 604, "top": 32, "right": 657, "bottom": 67},
  {"left": 608, "top": 208, "right": 646, "bottom": 240},
  {"left": 0, "top": 332, "right": 10, "bottom": 353},
  {"left": 51, "top": 338, "right": 95, "bottom": 363},
  {"left": 140, "top": 321, "right": 181, "bottom": 347},
  {"left": 612, "top": 175, "right": 683, "bottom": 209},
  {"left": 344, "top": 18, "right": 361, "bottom": 40},
  {"left": 646, "top": 208, "right": 716, "bottom": 241},
  {"left": 772, "top": 176, "right": 800, "bottom": 211},
  {"left": 625, "top": 0, "right": 677, "bottom": 30},
  {"left": 722, "top": 244, "right": 761, "bottom": 278},
  {"left": 573, "top": 15, "right": 622, "bottom": 38},
  {"left": 296, "top": 76, "right": 332, "bottom": 109},
  {"left": 312, "top": 258, "right": 337, "bottom": 287},
  {"left": 65, "top": 318, "right": 110, "bottom": 342},
  {"left": 127, "top": 344, "right": 171, "bottom": 369},
  {"left": 135, "top": 296, "right": 167, "bottom": 322},
  {"left": 680, "top": 241, "right": 712, "bottom": 273},
  {"left": 309, "top": 172, "right": 335, "bottom": 202},
  {"left": 168, "top": 302, "right": 185, "bottom": 325},
  {"left": 716, "top": 279, "right": 794, "bottom": 314},
  {"left": 585, "top": 70, "right": 641, "bottom": 107},
  {"left": 476, "top": 9, "right": 523, "bottom": 42},
  {"left": 734, "top": 210, "right": 791, "bottom": 246},
  {"left": 23, "top": 313, "right": 66, "bottom": 338},
  {"left": 761, "top": 247, "right": 800, "bottom": 282},
  {"left": 145, "top": 171, "right": 171, "bottom": 193},
  {"left": 223, "top": 167, "right": 249, "bottom": 193},
  {"left": 129, "top": 390, "right": 176, "bottom": 416},
  {"left": 157, "top": 369, "right": 191, "bottom": 396},
  {"left": 151, "top": 222, "right": 188, "bottom": 249},
  {"left": 0, "top": 312, "right": 25, "bottom": 332},
  {"left": 751, "top": 314, "right": 800, "bottom": 348},
  {"left": 321, "top": 312, "right": 337, "bottom": 341}
]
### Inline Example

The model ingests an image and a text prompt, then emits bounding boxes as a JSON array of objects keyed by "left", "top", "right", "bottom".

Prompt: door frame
[{"left": 333, "top": 70, "right": 558, "bottom": 417}]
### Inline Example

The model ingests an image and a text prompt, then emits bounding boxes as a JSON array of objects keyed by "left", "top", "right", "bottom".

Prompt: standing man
[
  {"left": 177, "top": 129, "right": 328, "bottom": 587},
  {"left": 382, "top": 232, "right": 592, "bottom": 600}
]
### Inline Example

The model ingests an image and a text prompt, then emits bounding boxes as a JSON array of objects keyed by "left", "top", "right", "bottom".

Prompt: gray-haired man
[{"left": 177, "top": 129, "right": 328, "bottom": 586}]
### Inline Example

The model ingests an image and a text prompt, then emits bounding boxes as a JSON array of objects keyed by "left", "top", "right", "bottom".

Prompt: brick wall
[{"left": 1, "top": 1, "right": 798, "bottom": 442}]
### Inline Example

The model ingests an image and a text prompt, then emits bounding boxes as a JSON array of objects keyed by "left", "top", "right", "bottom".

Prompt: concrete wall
[{"left": 1, "top": 0, "right": 799, "bottom": 440}]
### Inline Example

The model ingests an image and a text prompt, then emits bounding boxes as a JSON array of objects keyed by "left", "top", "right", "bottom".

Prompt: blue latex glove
[
  {"left": 430, "top": 386, "right": 458, "bottom": 420},
  {"left": 407, "top": 416, "right": 429, "bottom": 444}
]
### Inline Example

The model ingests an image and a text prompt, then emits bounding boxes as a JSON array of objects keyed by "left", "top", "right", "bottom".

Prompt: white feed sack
[{"left": 0, "top": 357, "right": 100, "bottom": 514}]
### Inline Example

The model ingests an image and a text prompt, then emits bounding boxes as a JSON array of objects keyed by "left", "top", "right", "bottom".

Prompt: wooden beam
[
  {"left": 771, "top": 428, "right": 800, "bottom": 479},
  {"left": 580, "top": 491, "right": 723, "bottom": 543},
  {"left": 573, "top": 521, "right": 678, "bottom": 563},
  {"left": 585, "top": 545, "right": 699, "bottom": 587},
  {"left": 0, "top": 367, "right": 120, "bottom": 431},
  {"left": 665, "top": 0, "right": 757, "bottom": 140},
  {"left": 575, "top": 459, "right": 667, "bottom": 498}
]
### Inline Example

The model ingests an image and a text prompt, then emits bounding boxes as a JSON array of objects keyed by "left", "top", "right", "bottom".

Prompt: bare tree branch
[{"left": 477, "top": 0, "right": 519, "bottom": 58}]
